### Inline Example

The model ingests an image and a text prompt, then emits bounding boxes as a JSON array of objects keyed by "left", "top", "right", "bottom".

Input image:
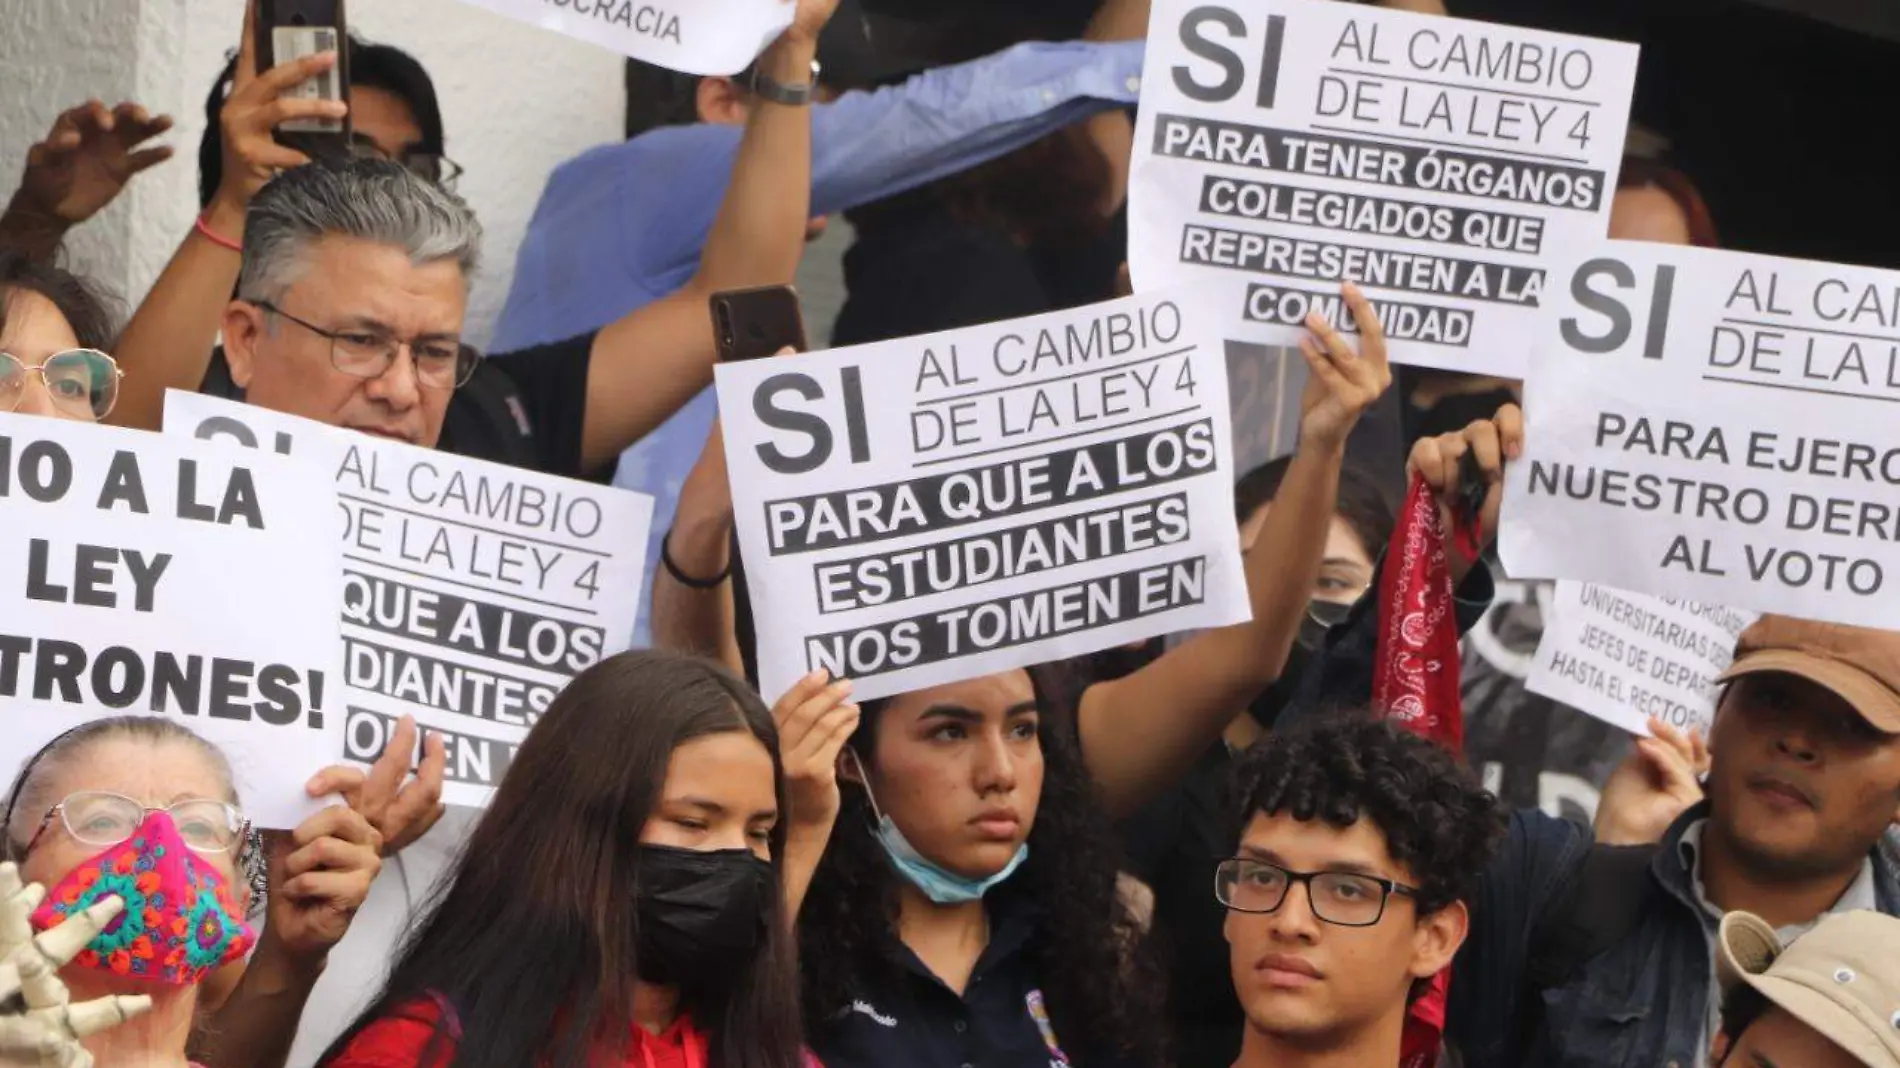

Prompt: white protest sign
[
  {"left": 1527, "top": 581, "right": 1757, "bottom": 737},
  {"left": 1129, "top": 0, "right": 1637, "bottom": 376},
  {"left": 0, "top": 413, "right": 342, "bottom": 829},
  {"left": 716, "top": 291, "right": 1251, "bottom": 703},
  {"left": 1501, "top": 241, "right": 1900, "bottom": 630},
  {"left": 453, "top": 0, "right": 793, "bottom": 75},
  {"left": 164, "top": 392, "right": 653, "bottom": 807}
]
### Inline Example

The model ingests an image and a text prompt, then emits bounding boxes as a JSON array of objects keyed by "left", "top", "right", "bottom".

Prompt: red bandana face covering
[
  {"left": 31, "top": 811, "right": 255, "bottom": 985},
  {"left": 1372, "top": 475, "right": 1478, "bottom": 1068}
]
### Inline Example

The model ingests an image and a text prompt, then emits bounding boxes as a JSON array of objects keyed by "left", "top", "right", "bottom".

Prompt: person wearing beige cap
[
  {"left": 1712, "top": 909, "right": 1900, "bottom": 1068},
  {"left": 1283, "top": 404, "right": 1900, "bottom": 1068}
]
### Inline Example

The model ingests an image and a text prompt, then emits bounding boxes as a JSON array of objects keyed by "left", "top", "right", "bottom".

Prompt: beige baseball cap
[
  {"left": 1718, "top": 616, "right": 1900, "bottom": 734},
  {"left": 1717, "top": 910, "right": 1900, "bottom": 1068}
]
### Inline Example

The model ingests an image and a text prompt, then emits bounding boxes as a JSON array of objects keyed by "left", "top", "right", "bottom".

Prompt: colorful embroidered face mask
[{"left": 31, "top": 811, "right": 254, "bottom": 985}]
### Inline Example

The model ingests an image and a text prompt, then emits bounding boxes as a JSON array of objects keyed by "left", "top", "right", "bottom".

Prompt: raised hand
[
  {"left": 1406, "top": 401, "right": 1524, "bottom": 583},
  {"left": 304, "top": 714, "right": 448, "bottom": 857},
  {"left": 1594, "top": 718, "right": 1709, "bottom": 846},
  {"left": 1297, "top": 282, "right": 1394, "bottom": 453},
  {"left": 8, "top": 101, "right": 174, "bottom": 229},
  {"left": 255, "top": 805, "right": 382, "bottom": 966},
  {"left": 773, "top": 670, "right": 861, "bottom": 835},
  {"left": 784, "top": 0, "right": 843, "bottom": 46},
  {"left": 0, "top": 864, "right": 151, "bottom": 1068},
  {"left": 208, "top": 0, "right": 348, "bottom": 221}
]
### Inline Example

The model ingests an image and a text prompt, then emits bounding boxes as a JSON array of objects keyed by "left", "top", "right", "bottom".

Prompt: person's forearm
[
  {"left": 781, "top": 823, "right": 831, "bottom": 921},
  {"left": 189, "top": 933, "right": 324, "bottom": 1068},
  {"left": 1085, "top": 0, "right": 1149, "bottom": 41},
  {"left": 652, "top": 514, "right": 741, "bottom": 672},
  {"left": 1080, "top": 437, "right": 1343, "bottom": 817},
  {"left": 0, "top": 197, "right": 69, "bottom": 264},
  {"left": 110, "top": 199, "right": 245, "bottom": 431},
  {"left": 687, "top": 40, "right": 816, "bottom": 298}
]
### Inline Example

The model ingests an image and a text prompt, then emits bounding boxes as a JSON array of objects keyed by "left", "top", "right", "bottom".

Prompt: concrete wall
[{"left": 2, "top": 0, "right": 629, "bottom": 349}]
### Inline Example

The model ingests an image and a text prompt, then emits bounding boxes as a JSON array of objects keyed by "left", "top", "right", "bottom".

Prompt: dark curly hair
[
  {"left": 1227, "top": 715, "right": 1504, "bottom": 914},
  {"left": 798, "top": 670, "right": 1164, "bottom": 1067}
]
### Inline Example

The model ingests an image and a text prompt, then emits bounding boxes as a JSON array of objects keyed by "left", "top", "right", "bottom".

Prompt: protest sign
[
  {"left": 1501, "top": 241, "right": 1900, "bottom": 630},
  {"left": 716, "top": 291, "right": 1251, "bottom": 702},
  {"left": 1128, "top": 0, "right": 1638, "bottom": 376},
  {"left": 452, "top": 0, "right": 793, "bottom": 75},
  {"left": 1527, "top": 581, "right": 1757, "bottom": 737},
  {"left": 164, "top": 393, "right": 653, "bottom": 807},
  {"left": 0, "top": 413, "right": 341, "bottom": 829}
]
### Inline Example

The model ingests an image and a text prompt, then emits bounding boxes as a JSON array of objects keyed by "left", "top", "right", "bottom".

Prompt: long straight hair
[{"left": 320, "top": 651, "right": 805, "bottom": 1068}]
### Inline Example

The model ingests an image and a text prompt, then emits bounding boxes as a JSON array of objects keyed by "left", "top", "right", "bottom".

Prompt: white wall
[{"left": 2, "top": 0, "right": 628, "bottom": 349}]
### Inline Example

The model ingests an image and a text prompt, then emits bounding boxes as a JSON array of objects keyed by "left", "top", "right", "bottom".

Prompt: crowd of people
[{"left": 1, "top": 1, "right": 1897, "bottom": 1067}]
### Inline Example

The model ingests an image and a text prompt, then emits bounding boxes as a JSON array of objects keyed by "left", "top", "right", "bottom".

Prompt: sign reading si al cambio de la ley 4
[
  {"left": 1129, "top": 0, "right": 1638, "bottom": 377},
  {"left": 0, "top": 412, "right": 343, "bottom": 830},
  {"left": 164, "top": 391, "right": 653, "bottom": 809},
  {"left": 1502, "top": 240, "right": 1900, "bottom": 631},
  {"left": 717, "top": 290, "right": 1251, "bottom": 704}
]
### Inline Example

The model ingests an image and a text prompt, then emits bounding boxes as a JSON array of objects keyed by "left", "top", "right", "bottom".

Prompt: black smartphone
[
  {"left": 712, "top": 286, "right": 808, "bottom": 362},
  {"left": 255, "top": 0, "right": 351, "bottom": 159}
]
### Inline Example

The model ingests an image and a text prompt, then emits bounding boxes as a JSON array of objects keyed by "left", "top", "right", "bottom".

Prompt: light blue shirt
[{"left": 490, "top": 39, "right": 1145, "bottom": 645}]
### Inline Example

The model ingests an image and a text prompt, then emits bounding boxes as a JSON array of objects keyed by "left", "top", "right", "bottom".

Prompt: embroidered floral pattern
[{"left": 32, "top": 814, "right": 254, "bottom": 985}]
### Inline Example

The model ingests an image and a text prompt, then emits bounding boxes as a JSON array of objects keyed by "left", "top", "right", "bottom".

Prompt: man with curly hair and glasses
[{"left": 1219, "top": 716, "right": 1505, "bottom": 1068}]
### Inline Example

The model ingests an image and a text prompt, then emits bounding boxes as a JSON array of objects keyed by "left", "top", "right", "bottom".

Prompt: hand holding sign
[
  {"left": 774, "top": 670, "right": 861, "bottom": 834},
  {"left": 1593, "top": 717, "right": 1709, "bottom": 846},
  {"left": 1407, "top": 401, "right": 1523, "bottom": 583},
  {"left": 305, "top": 715, "right": 449, "bottom": 857},
  {"left": 258, "top": 805, "right": 382, "bottom": 964},
  {"left": 1296, "top": 282, "right": 1393, "bottom": 450}
]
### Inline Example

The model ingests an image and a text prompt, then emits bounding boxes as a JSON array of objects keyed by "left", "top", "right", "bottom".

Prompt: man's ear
[
  {"left": 1410, "top": 898, "right": 1470, "bottom": 980},
  {"left": 222, "top": 300, "right": 266, "bottom": 389},
  {"left": 1709, "top": 1028, "right": 1733, "bottom": 1067},
  {"left": 696, "top": 76, "right": 750, "bottom": 126}
]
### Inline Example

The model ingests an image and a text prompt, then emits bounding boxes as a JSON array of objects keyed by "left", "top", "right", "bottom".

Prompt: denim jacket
[{"left": 1292, "top": 564, "right": 1900, "bottom": 1068}]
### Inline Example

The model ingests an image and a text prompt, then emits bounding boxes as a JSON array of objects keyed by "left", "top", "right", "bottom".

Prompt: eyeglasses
[
  {"left": 22, "top": 791, "right": 248, "bottom": 856},
  {"left": 253, "top": 300, "right": 478, "bottom": 389},
  {"left": 348, "top": 134, "right": 465, "bottom": 189},
  {"left": 0, "top": 349, "right": 122, "bottom": 420},
  {"left": 1215, "top": 857, "right": 1418, "bottom": 927}
]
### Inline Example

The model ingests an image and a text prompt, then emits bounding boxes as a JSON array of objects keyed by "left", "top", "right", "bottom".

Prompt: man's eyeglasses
[
  {"left": 21, "top": 791, "right": 248, "bottom": 856},
  {"left": 1215, "top": 857, "right": 1418, "bottom": 927},
  {"left": 253, "top": 300, "right": 478, "bottom": 390},
  {"left": 348, "top": 134, "right": 464, "bottom": 189},
  {"left": 0, "top": 349, "right": 122, "bottom": 420}
]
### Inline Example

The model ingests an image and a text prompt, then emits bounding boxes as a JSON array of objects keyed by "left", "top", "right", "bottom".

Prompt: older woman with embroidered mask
[{"left": 3, "top": 717, "right": 382, "bottom": 1068}]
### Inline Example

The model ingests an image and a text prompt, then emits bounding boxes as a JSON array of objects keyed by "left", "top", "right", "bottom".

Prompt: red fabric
[
  {"left": 1372, "top": 475, "right": 1474, "bottom": 1068},
  {"left": 321, "top": 997, "right": 713, "bottom": 1068}
]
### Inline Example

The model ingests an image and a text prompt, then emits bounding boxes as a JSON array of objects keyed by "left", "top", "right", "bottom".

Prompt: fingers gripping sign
[
  {"left": 773, "top": 670, "right": 862, "bottom": 834},
  {"left": 1, "top": 864, "right": 152, "bottom": 1068}
]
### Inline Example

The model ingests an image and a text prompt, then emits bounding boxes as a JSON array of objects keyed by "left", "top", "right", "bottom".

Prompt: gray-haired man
[{"left": 217, "top": 0, "right": 833, "bottom": 476}]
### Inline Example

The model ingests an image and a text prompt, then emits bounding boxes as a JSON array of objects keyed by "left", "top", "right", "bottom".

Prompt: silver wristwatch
[{"left": 749, "top": 58, "right": 822, "bottom": 106}]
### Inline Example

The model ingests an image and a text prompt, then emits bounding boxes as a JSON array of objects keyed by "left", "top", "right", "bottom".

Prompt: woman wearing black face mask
[
  {"left": 318, "top": 651, "right": 810, "bottom": 1068},
  {"left": 1117, "top": 458, "right": 1395, "bottom": 1068}
]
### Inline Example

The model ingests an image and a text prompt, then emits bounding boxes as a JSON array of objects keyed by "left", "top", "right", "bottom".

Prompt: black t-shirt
[
  {"left": 1118, "top": 743, "right": 1244, "bottom": 1068},
  {"left": 198, "top": 332, "right": 598, "bottom": 478}
]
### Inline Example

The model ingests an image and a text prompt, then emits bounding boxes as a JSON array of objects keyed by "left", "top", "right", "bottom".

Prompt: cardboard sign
[
  {"left": 1501, "top": 241, "right": 1900, "bottom": 629},
  {"left": 1527, "top": 581, "right": 1757, "bottom": 737},
  {"left": 453, "top": 0, "right": 793, "bottom": 76},
  {"left": 716, "top": 291, "right": 1251, "bottom": 702},
  {"left": 0, "top": 413, "right": 342, "bottom": 829},
  {"left": 164, "top": 393, "right": 653, "bottom": 807},
  {"left": 1128, "top": 0, "right": 1638, "bottom": 376}
]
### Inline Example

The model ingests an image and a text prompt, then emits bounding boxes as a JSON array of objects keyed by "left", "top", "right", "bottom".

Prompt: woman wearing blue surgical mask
[
  {"left": 0, "top": 248, "right": 125, "bottom": 424},
  {"left": 3, "top": 716, "right": 381, "bottom": 1068},
  {"left": 800, "top": 667, "right": 1164, "bottom": 1068}
]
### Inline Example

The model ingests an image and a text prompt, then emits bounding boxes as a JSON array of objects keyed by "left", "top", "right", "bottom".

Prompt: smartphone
[
  {"left": 711, "top": 286, "right": 808, "bottom": 362},
  {"left": 255, "top": 0, "right": 351, "bottom": 158}
]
